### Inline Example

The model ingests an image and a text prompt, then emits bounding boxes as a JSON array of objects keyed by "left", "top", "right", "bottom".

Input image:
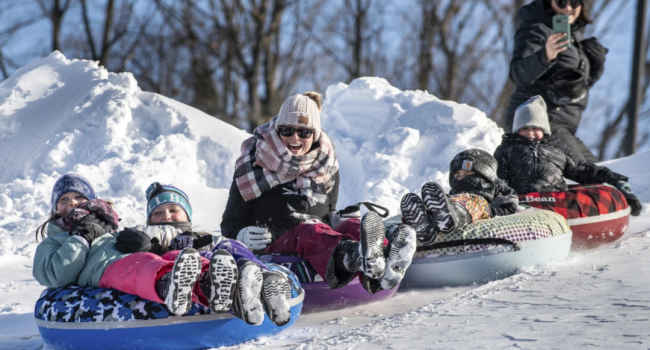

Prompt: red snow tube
[{"left": 519, "top": 184, "right": 630, "bottom": 249}]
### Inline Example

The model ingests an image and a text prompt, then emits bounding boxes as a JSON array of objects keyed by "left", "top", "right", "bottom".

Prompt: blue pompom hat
[
  {"left": 51, "top": 174, "right": 97, "bottom": 214},
  {"left": 145, "top": 182, "right": 192, "bottom": 223}
]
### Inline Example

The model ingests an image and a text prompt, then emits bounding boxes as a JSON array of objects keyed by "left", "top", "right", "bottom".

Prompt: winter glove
[
  {"left": 169, "top": 232, "right": 215, "bottom": 251},
  {"left": 490, "top": 195, "right": 521, "bottom": 217},
  {"left": 115, "top": 227, "right": 152, "bottom": 253},
  {"left": 69, "top": 212, "right": 112, "bottom": 245},
  {"left": 581, "top": 37, "right": 608, "bottom": 86},
  {"left": 236, "top": 226, "right": 272, "bottom": 251},
  {"left": 615, "top": 181, "right": 642, "bottom": 216},
  {"left": 79, "top": 198, "right": 120, "bottom": 229}
]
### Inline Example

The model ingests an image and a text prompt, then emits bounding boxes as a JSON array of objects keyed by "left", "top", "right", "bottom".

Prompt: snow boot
[
  {"left": 380, "top": 223, "right": 417, "bottom": 290},
  {"left": 421, "top": 182, "right": 472, "bottom": 234},
  {"left": 232, "top": 260, "right": 264, "bottom": 325},
  {"left": 261, "top": 270, "right": 292, "bottom": 326},
  {"left": 160, "top": 248, "right": 202, "bottom": 316},
  {"left": 203, "top": 249, "right": 238, "bottom": 313},
  {"left": 400, "top": 192, "right": 436, "bottom": 245},
  {"left": 326, "top": 239, "right": 361, "bottom": 289},
  {"left": 359, "top": 211, "right": 386, "bottom": 280}
]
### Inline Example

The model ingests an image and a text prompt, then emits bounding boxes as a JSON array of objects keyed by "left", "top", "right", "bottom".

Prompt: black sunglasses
[
  {"left": 555, "top": 0, "right": 582, "bottom": 8},
  {"left": 277, "top": 126, "right": 314, "bottom": 139}
]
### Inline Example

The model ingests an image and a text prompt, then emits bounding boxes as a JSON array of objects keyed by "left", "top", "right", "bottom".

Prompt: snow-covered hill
[{"left": 0, "top": 52, "right": 648, "bottom": 349}]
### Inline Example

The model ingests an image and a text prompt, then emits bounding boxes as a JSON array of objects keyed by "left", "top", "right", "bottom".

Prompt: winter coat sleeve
[
  {"left": 563, "top": 158, "right": 629, "bottom": 186},
  {"left": 509, "top": 24, "right": 556, "bottom": 87},
  {"left": 220, "top": 179, "right": 253, "bottom": 239},
  {"left": 494, "top": 144, "right": 513, "bottom": 189},
  {"left": 580, "top": 37, "right": 608, "bottom": 87},
  {"left": 32, "top": 231, "right": 89, "bottom": 288}
]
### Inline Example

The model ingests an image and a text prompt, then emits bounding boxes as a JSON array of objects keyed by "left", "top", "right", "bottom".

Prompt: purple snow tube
[{"left": 269, "top": 255, "right": 397, "bottom": 313}]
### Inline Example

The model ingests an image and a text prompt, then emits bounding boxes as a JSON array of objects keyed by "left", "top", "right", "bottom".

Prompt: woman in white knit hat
[{"left": 221, "top": 92, "right": 417, "bottom": 294}]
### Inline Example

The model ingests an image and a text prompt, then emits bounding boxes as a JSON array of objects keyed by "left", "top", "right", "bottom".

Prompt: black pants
[{"left": 547, "top": 127, "right": 597, "bottom": 164}]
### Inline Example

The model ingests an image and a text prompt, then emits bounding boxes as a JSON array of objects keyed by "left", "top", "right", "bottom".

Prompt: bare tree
[
  {"left": 310, "top": 0, "right": 387, "bottom": 83},
  {"left": 35, "top": 0, "right": 73, "bottom": 51}
]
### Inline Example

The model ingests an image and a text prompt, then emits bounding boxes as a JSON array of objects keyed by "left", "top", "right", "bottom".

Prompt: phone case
[{"left": 552, "top": 14, "right": 571, "bottom": 48}]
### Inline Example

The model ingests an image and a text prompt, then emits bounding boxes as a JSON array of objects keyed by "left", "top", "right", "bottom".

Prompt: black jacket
[
  {"left": 494, "top": 133, "right": 627, "bottom": 194},
  {"left": 220, "top": 171, "right": 339, "bottom": 240},
  {"left": 503, "top": 0, "right": 606, "bottom": 134}
]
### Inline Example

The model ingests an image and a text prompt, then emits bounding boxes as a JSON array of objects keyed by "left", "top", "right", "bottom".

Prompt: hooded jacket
[
  {"left": 503, "top": 0, "right": 605, "bottom": 134},
  {"left": 494, "top": 133, "right": 626, "bottom": 194}
]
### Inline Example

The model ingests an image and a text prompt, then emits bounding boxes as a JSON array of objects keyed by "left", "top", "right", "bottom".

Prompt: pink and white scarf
[{"left": 234, "top": 117, "right": 339, "bottom": 205}]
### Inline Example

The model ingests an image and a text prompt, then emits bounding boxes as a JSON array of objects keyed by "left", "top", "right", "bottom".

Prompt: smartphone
[{"left": 552, "top": 14, "right": 571, "bottom": 48}]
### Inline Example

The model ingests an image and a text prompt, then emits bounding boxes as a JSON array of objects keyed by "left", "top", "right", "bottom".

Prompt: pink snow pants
[{"left": 99, "top": 251, "right": 210, "bottom": 305}]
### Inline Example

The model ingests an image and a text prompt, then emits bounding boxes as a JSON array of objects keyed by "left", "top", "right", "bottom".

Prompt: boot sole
[
  {"left": 262, "top": 270, "right": 292, "bottom": 326},
  {"left": 400, "top": 193, "right": 431, "bottom": 234},
  {"left": 208, "top": 249, "right": 238, "bottom": 313},
  {"left": 165, "top": 248, "right": 201, "bottom": 316},
  {"left": 233, "top": 261, "right": 264, "bottom": 326},
  {"left": 360, "top": 211, "right": 386, "bottom": 280},
  {"left": 421, "top": 182, "right": 456, "bottom": 233},
  {"left": 381, "top": 224, "right": 417, "bottom": 290}
]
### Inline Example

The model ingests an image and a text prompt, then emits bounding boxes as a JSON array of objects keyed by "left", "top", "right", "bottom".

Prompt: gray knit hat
[{"left": 512, "top": 95, "right": 551, "bottom": 135}]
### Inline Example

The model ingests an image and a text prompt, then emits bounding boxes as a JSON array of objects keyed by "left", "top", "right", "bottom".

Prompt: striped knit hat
[{"left": 145, "top": 182, "right": 192, "bottom": 223}]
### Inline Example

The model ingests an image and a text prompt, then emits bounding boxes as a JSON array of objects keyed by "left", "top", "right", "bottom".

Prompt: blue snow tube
[{"left": 34, "top": 264, "right": 304, "bottom": 350}]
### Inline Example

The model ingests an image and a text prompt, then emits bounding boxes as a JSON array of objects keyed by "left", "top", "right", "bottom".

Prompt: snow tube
[
  {"left": 34, "top": 264, "right": 304, "bottom": 350},
  {"left": 402, "top": 208, "right": 572, "bottom": 288},
  {"left": 519, "top": 184, "right": 630, "bottom": 249},
  {"left": 266, "top": 255, "right": 397, "bottom": 313}
]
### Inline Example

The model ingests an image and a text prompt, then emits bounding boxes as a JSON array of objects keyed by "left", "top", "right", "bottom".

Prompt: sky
[{"left": 0, "top": 52, "right": 648, "bottom": 349}]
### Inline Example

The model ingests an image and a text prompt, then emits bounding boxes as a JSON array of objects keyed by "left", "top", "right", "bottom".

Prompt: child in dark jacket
[
  {"left": 494, "top": 95, "right": 642, "bottom": 216},
  {"left": 400, "top": 149, "right": 522, "bottom": 246}
]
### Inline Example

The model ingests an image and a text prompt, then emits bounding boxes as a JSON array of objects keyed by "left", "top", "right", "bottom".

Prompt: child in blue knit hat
[{"left": 108, "top": 182, "right": 294, "bottom": 326}]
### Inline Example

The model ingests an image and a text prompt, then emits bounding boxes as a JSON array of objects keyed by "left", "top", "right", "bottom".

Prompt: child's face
[
  {"left": 56, "top": 191, "right": 88, "bottom": 217},
  {"left": 518, "top": 126, "right": 545, "bottom": 141},
  {"left": 149, "top": 203, "right": 189, "bottom": 224},
  {"left": 453, "top": 170, "right": 475, "bottom": 181}
]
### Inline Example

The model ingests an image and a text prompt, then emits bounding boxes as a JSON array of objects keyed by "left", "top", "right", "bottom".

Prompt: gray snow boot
[
  {"left": 204, "top": 249, "right": 238, "bottom": 313},
  {"left": 359, "top": 211, "right": 386, "bottom": 280},
  {"left": 380, "top": 223, "right": 417, "bottom": 290},
  {"left": 160, "top": 248, "right": 202, "bottom": 316},
  {"left": 232, "top": 260, "right": 264, "bottom": 326},
  {"left": 261, "top": 270, "right": 292, "bottom": 326}
]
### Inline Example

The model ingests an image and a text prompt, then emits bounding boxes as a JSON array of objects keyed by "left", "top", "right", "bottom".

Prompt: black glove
[
  {"left": 581, "top": 37, "right": 608, "bottom": 86},
  {"left": 169, "top": 232, "right": 214, "bottom": 251},
  {"left": 115, "top": 227, "right": 152, "bottom": 253},
  {"left": 70, "top": 213, "right": 111, "bottom": 245},
  {"left": 490, "top": 195, "right": 520, "bottom": 217},
  {"left": 615, "top": 181, "right": 642, "bottom": 216}
]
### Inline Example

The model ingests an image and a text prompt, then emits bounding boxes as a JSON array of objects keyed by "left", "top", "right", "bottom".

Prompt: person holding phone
[{"left": 503, "top": 0, "right": 608, "bottom": 163}]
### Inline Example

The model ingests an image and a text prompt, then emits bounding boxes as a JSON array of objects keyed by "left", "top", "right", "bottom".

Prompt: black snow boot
[
  {"left": 326, "top": 239, "right": 361, "bottom": 289},
  {"left": 400, "top": 192, "right": 437, "bottom": 245},
  {"left": 421, "top": 182, "right": 472, "bottom": 234}
]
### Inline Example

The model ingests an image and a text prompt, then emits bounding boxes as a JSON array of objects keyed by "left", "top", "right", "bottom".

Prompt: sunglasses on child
[
  {"left": 554, "top": 0, "right": 582, "bottom": 8},
  {"left": 277, "top": 126, "right": 315, "bottom": 139}
]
